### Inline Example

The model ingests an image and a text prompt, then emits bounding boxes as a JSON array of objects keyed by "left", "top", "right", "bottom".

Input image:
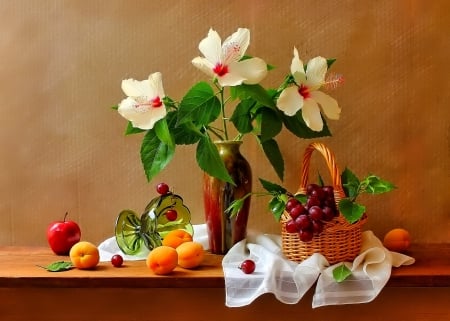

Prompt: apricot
[
  {"left": 176, "top": 241, "right": 205, "bottom": 269},
  {"left": 69, "top": 241, "right": 100, "bottom": 269},
  {"left": 383, "top": 228, "right": 411, "bottom": 252},
  {"left": 146, "top": 246, "right": 178, "bottom": 275},
  {"left": 162, "top": 229, "right": 193, "bottom": 249}
]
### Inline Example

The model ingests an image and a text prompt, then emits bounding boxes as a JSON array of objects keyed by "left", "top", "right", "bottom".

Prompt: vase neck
[{"left": 214, "top": 140, "right": 243, "bottom": 154}]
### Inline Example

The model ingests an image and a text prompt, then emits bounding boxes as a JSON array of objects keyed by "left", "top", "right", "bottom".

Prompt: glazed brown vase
[{"left": 203, "top": 141, "right": 252, "bottom": 254}]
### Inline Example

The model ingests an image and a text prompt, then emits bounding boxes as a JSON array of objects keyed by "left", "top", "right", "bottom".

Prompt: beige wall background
[{"left": 0, "top": 0, "right": 448, "bottom": 247}]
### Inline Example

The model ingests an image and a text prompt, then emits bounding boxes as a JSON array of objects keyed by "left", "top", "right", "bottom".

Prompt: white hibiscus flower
[
  {"left": 192, "top": 28, "right": 267, "bottom": 87},
  {"left": 276, "top": 48, "right": 341, "bottom": 131},
  {"left": 118, "top": 72, "right": 167, "bottom": 130}
]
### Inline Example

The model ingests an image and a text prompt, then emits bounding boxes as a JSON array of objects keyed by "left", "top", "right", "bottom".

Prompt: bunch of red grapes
[{"left": 284, "top": 183, "right": 339, "bottom": 242}]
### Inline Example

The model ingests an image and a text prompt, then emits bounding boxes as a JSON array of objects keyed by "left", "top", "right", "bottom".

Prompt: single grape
[
  {"left": 239, "top": 259, "right": 256, "bottom": 274},
  {"left": 156, "top": 182, "right": 170, "bottom": 195},
  {"left": 295, "top": 214, "right": 312, "bottom": 230},
  {"left": 322, "top": 185, "right": 334, "bottom": 198},
  {"left": 322, "top": 206, "right": 335, "bottom": 221},
  {"left": 285, "top": 219, "right": 298, "bottom": 233},
  {"left": 299, "top": 229, "right": 314, "bottom": 242},
  {"left": 308, "top": 206, "right": 323, "bottom": 221},
  {"left": 306, "top": 183, "right": 320, "bottom": 195},
  {"left": 111, "top": 254, "right": 124, "bottom": 267},
  {"left": 285, "top": 198, "right": 300, "bottom": 212},
  {"left": 312, "top": 220, "right": 324, "bottom": 235},
  {"left": 310, "top": 188, "right": 325, "bottom": 201},
  {"left": 306, "top": 196, "right": 321, "bottom": 209},
  {"left": 289, "top": 204, "right": 306, "bottom": 220},
  {"left": 165, "top": 209, "right": 178, "bottom": 221}
]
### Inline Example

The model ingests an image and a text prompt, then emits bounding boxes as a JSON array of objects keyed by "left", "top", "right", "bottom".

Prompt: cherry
[
  {"left": 295, "top": 214, "right": 312, "bottom": 230},
  {"left": 111, "top": 254, "right": 123, "bottom": 267},
  {"left": 239, "top": 259, "right": 256, "bottom": 274},
  {"left": 322, "top": 206, "right": 335, "bottom": 221},
  {"left": 156, "top": 182, "right": 170, "bottom": 195},
  {"left": 165, "top": 209, "right": 178, "bottom": 221},
  {"left": 312, "top": 220, "right": 324, "bottom": 235},
  {"left": 285, "top": 198, "right": 300, "bottom": 212},
  {"left": 285, "top": 219, "right": 298, "bottom": 233},
  {"left": 299, "top": 229, "right": 314, "bottom": 242},
  {"left": 289, "top": 204, "right": 306, "bottom": 220},
  {"left": 308, "top": 206, "right": 323, "bottom": 221}
]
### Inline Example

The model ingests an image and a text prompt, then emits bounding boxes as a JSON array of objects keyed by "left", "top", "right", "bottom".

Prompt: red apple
[{"left": 47, "top": 212, "right": 81, "bottom": 255}]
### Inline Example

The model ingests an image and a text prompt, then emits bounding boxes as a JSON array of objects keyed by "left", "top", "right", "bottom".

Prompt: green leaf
[
  {"left": 327, "top": 58, "right": 337, "bottom": 68},
  {"left": 111, "top": 105, "right": 119, "bottom": 110},
  {"left": 362, "top": 175, "right": 396, "bottom": 194},
  {"left": 230, "top": 84, "right": 276, "bottom": 108},
  {"left": 140, "top": 130, "right": 175, "bottom": 182},
  {"left": 154, "top": 118, "right": 174, "bottom": 148},
  {"left": 282, "top": 113, "right": 331, "bottom": 139},
  {"left": 268, "top": 196, "right": 286, "bottom": 221},
  {"left": 226, "top": 193, "right": 251, "bottom": 217},
  {"left": 125, "top": 122, "right": 145, "bottom": 135},
  {"left": 230, "top": 99, "right": 254, "bottom": 134},
  {"left": 332, "top": 263, "right": 352, "bottom": 283},
  {"left": 166, "top": 111, "right": 202, "bottom": 145},
  {"left": 261, "top": 138, "right": 284, "bottom": 181},
  {"left": 341, "top": 167, "right": 360, "bottom": 198},
  {"left": 294, "top": 193, "right": 307, "bottom": 204},
  {"left": 37, "top": 261, "right": 73, "bottom": 272},
  {"left": 162, "top": 96, "right": 177, "bottom": 108},
  {"left": 338, "top": 198, "right": 366, "bottom": 223},
  {"left": 260, "top": 108, "right": 282, "bottom": 142},
  {"left": 177, "top": 82, "right": 221, "bottom": 126},
  {"left": 259, "top": 178, "right": 287, "bottom": 194},
  {"left": 196, "top": 136, "right": 234, "bottom": 185}
]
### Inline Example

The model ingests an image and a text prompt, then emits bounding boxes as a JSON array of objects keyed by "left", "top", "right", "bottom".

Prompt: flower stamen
[
  {"left": 134, "top": 96, "right": 163, "bottom": 112},
  {"left": 213, "top": 63, "right": 229, "bottom": 77},
  {"left": 298, "top": 84, "right": 311, "bottom": 99},
  {"left": 323, "top": 73, "right": 345, "bottom": 91}
]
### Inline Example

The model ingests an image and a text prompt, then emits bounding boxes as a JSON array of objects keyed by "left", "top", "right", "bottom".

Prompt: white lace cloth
[
  {"left": 222, "top": 230, "right": 415, "bottom": 308},
  {"left": 98, "top": 225, "right": 414, "bottom": 308}
]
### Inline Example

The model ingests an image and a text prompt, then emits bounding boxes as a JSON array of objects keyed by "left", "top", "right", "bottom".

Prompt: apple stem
[{"left": 64, "top": 212, "right": 69, "bottom": 222}]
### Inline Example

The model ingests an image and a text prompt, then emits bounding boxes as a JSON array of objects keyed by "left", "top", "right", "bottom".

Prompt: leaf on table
[
  {"left": 332, "top": 263, "right": 352, "bottom": 283},
  {"left": 37, "top": 261, "right": 74, "bottom": 272}
]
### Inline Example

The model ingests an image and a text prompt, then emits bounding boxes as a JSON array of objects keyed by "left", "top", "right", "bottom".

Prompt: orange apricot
[
  {"left": 146, "top": 246, "right": 178, "bottom": 275},
  {"left": 383, "top": 228, "right": 411, "bottom": 252},
  {"left": 176, "top": 241, "right": 205, "bottom": 269},
  {"left": 69, "top": 241, "right": 100, "bottom": 270},
  {"left": 162, "top": 229, "right": 193, "bottom": 249}
]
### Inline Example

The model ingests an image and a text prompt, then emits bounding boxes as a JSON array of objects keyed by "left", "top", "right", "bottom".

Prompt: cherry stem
[{"left": 64, "top": 212, "right": 69, "bottom": 222}]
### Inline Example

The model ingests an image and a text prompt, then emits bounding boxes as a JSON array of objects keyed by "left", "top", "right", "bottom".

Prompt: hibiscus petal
[
  {"left": 291, "top": 47, "right": 306, "bottom": 84},
  {"left": 305, "top": 56, "right": 327, "bottom": 90},
  {"left": 222, "top": 28, "right": 250, "bottom": 64},
  {"left": 121, "top": 78, "right": 150, "bottom": 98},
  {"left": 276, "top": 86, "right": 303, "bottom": 116},
  {"left": 231, "top": 57, "right": 267, "bottom": 85},
  {"left": 147, "top": 72, "right": 165, "bottom": 98},
  {"left": 118, "top": 97, "right": 166, "bottom": 130},
  {"left": 310, "top": 90, "right": 341, "bottom": 120},
  {"left": 198, "top": 28, "right": 222, "bottom": 63},
  {"left": 192, "top": 57, "right": 215, "bottom": 78},
  {"left": 216, "top": 71, "right": 246, "bottom": 87},
  {"left": 302, "top": 99, "right": 323, "bottom": 131}
]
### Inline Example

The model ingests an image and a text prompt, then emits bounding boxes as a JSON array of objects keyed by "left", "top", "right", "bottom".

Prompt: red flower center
[
  {"left": 298, "top": 84, "right": 311, "bottom": 99},
  {"left": 151, "top": 96, "right": 163, "bottom": 108},
  {"left": 213, "top": 63, "right": 229, "bottom": 77}
]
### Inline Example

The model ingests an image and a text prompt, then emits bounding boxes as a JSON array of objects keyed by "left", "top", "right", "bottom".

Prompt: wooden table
[{"left": 1, "top": 244, "right": 449, "bottom": 321}]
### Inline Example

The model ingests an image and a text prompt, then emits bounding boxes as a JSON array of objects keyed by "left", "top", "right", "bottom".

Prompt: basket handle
[{"left": 298, "top": 142, "right": 345, "bottom": 201}]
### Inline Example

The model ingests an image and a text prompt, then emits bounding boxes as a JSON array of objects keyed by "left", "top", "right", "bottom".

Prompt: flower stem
[{"left": 214, "top": 81, "right": 228, "bottom": 140}]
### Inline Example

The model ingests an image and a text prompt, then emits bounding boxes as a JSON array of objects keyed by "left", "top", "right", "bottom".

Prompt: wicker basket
[{"left": 281, "top": 142, "right": 367, "bottom": 264}]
